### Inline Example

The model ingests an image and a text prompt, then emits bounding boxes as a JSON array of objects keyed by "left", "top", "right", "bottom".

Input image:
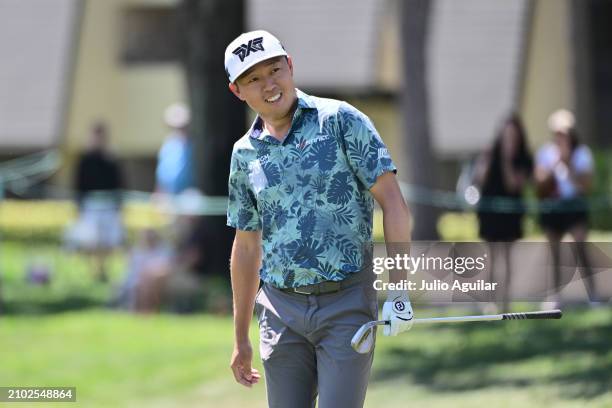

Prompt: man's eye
[
  {"left": 248, "top": 77, "right": 259, "bottom": 83},
  {"left": 272, "top": 68, "right": 280, "bottom": 73}
]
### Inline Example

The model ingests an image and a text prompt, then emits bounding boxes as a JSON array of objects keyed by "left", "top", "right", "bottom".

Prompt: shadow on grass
[
  {"left": 0, "top": 288, "right": 211, "bottom": 316},
  {"left": 554, "top": 353, "right": 612, "bottom": 399},
  {"left": 372, "top": 307, "right": 612, "bottom": 399},
  {"left": 0, "top": 296, "right": 106, "bottom": 315}
]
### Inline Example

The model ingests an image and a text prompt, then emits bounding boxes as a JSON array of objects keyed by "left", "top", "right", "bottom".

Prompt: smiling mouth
[{"left": 265, "top": 93, "right": 282, "bottom": 103}]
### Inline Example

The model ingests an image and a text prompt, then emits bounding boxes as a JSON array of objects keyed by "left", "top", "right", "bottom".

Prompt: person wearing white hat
[
  {"left": 535, "top": 109, "right": 598, "bottom": 306},
  {"left": 224, "top": 30, "right": 414, "bottom": 407},
  {"left": 535, "top": 109, "right": 594, "bottom": 225},
  {"left": 155, "top": 102, "right": 194, "bottom": 195}
]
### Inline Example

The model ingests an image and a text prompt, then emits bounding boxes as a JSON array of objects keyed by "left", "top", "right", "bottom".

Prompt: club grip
[{"left": 502, "top": 309, "right": 562, "bottom": 320}]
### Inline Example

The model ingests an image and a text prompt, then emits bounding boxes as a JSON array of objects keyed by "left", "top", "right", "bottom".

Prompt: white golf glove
[{"left": 382, "top": 290, "right": 414, "bottom": 336}]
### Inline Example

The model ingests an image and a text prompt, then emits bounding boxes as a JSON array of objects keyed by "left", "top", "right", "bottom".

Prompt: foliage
[
  {"left": 0, "top": 200, "right": 169, "bottom": 243},
  {"left": 590, "top": 149, "right": 612, "bottom": 230}
]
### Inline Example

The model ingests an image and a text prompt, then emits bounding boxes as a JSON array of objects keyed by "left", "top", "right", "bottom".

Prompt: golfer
[{"left": 225, "top": 30, "right": 414, "bottom": 408}]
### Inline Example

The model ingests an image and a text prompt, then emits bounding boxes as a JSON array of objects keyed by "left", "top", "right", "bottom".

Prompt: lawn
[
  {"left": 1, "top": 307, "right": 611, "bottom": 407},
  {"left": 1, "top": 201, "right": 612, "bottom": 407}
]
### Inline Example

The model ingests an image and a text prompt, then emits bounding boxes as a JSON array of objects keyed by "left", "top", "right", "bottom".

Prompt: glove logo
[{"left": 394, "top": 301, "right": 405, "bottom": 313}]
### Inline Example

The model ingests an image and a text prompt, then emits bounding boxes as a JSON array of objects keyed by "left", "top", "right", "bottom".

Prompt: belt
[{"left": 275, "top": 269, "right": 368, "bottom": 296}]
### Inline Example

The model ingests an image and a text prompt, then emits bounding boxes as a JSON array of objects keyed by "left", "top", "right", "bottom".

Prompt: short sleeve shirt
[
  {"left": 536, "top": 142, "right": 594, "bottom": 198},
  {"left": 227, "top": 89, "right": 397, "bottom": 288}
]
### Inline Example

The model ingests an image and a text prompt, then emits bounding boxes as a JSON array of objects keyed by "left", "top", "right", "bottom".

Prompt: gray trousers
[{"left": 254, "top": 273, "right": 378, "bottom": 408}]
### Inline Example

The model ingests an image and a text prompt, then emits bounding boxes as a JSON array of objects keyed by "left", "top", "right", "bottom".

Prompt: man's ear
[
  {"left": 229, "top": 82, "right": 245, "bottom": 101},
  {"left": 287, "top": 55, "right": 294, "bottom": 76}
]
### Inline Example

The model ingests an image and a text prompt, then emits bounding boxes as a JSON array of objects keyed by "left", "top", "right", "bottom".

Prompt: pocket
[
  {"left": 360, "top": 283, "right": 379, "bottom": 320},
  {"left": 256, "top": 298, "right": 284, "bottom": 362},
  {"left": 254, "top": 286, "right": 264, "bottom": 323}
]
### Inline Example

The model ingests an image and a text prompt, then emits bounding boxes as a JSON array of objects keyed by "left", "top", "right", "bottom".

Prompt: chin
[{"left": 276, "top": 104, "right": 294, "bottom": 119}]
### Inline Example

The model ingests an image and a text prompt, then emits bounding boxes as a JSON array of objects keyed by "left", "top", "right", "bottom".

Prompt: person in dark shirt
[
  {"left": 71, "top": 121, "right": 124, "bottom": 281},
  {"left": 476, "top": 114, "right": 533, "bottom": 241},
  {"left": 474, "top": 114, "right": 533, "bottom": 311},
  {"left": 75, "top": 122, "right": 123, "bottom": 209}
]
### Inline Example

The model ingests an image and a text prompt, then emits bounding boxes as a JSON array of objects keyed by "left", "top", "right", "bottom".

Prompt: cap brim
[{"left": 230, "top": 51, "right": 288, "bottom": 83}]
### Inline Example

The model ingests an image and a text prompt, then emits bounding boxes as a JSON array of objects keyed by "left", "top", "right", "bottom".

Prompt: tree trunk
[
  {"left": 400, "top": 0, "right": 440, "bottom": 240},
  {"left": 179, "top": 0, "right": 245, "bottom": 276}
]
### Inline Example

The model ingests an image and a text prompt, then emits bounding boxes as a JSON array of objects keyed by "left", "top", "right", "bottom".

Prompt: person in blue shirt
[
  {"left": 225, "top": 30, "right": 414, "bottom": 408},
  {"left": 156, "top": 103, "right": 194, "bottom": 195}
]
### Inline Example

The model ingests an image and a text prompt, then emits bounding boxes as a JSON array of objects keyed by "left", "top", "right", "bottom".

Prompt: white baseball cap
[
  {"left": 548, "top": 109, "right": 575, "bottom": 133},
  {"left": 224, "top": 30, "right": 288, "bottom": 83},
  {"left": 164, "top": 103, "right": 190, "bottom": 128}
]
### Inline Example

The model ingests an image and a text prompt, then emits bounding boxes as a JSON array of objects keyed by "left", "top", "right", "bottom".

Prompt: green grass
[
  {"left": 1, "top": 201, "right": 612, "bottom": 407},
  {"left": 368, "top": 305, "right": 612, "bottom": 407},
  {"left": 0, "top": 240, "right": 125, "bottom": 314},
  {"left": 0, "top": 308, "right": 611, "bottom": 407},
  {"left": 0, "top": 312, "right": 240, "bottom": 407}
]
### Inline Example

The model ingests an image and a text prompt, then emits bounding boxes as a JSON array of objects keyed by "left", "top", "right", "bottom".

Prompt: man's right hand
[{"left": 230, "top": 341, "right": 261, "bottom": 387}]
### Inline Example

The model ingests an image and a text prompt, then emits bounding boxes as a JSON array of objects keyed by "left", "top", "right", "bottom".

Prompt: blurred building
[{"left": 0, "top": 0, "right": 610, "bottom": 191}]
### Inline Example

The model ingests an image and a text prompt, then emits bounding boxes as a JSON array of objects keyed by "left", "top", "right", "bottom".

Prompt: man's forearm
[
  {"left": 369, "top": 173, "right": 412, "bottom": 290},
  {"left": 382, "top": 204, "right": 411, "bottom": 285},
  {"left": 230, "top": 240, "right": 261, "bottom": 344}
]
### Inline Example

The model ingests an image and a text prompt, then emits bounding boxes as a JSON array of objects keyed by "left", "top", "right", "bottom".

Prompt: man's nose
[{"left": 263, "top": 75, "right": 276, "bottom": 92}]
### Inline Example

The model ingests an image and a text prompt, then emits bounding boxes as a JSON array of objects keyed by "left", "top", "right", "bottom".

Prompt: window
[{"left": 120, "top": 7, "right": 181, "bottom": 64}]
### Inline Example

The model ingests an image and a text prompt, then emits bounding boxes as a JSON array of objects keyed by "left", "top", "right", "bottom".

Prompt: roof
[
  {"left": 0, "top": 0, "right": 79, "bottom": 150},
  {"left": 428, "top": 0, "right": 530, "bottom": 155}
]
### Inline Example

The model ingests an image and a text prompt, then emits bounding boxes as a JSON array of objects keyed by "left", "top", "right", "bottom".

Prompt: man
[{"left": 225, "top": 30, "right": 414, "bottom": 408}]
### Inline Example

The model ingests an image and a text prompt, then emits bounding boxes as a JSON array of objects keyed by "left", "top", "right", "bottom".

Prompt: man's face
[{"left": 229, "top": 56, "right": 297, "bottom": 121}]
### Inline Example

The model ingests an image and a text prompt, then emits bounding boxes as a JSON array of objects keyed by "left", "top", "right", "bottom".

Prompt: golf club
[{"left": 351, "top": 309, "right": 563, "bottom": 354}]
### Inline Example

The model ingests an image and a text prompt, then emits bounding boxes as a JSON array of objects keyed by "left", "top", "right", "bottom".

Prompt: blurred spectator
[
  {"left": 535, "top": 109, "right": 597, "bottom": 304},
  {"left": 155, "top": 103, "right": 194, "bottom": 195},
  {"left": 474, "top": 114, "right": 533, "bottom": 311},
  {"left": 75, "top": 122, "right": 123, "bottom": 209},
  {"left": 170, "top": 214, "right": 231, "bottom": 313},
  {"left": 152, "top": 104, "right": 225, "bottom": 312},
  {"left": 475, "top": 114, "right": 533, "bottom": 240},
  {"left": 66, "top": 121, "right": 124, "bottom": 282},
  {"left": 113, "top": 217, "right": 227, "bottom": 314},
  {"left": 114, "top": 229, "right": 173, "bottom": 312}
]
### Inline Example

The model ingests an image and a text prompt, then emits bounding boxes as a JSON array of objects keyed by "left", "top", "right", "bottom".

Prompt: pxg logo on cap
[
  {"left": 232, "top": 37, "right": 264, "bottom": 62},
  {"left": 224, "top": 30, "right": 288, "bottom": 83}
]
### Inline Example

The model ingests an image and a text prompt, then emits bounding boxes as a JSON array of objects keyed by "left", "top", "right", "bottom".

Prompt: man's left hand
[{"left": 382, "top": 291, "right": 414, "bottom": 336}]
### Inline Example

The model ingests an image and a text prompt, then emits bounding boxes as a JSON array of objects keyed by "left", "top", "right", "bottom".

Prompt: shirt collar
[
  {"left": 248, "top": 88, "right": 317, "bottom": 141},
  {"left": 295, "top": 88, "right": 317, "bottom": 110}
]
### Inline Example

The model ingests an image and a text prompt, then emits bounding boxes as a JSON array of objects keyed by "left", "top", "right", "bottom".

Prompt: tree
[
  {"left": 179, "top": 0, "right": 245, "bottom": 276},
  {"left": 400, "top": 0, "right": 440, "bottom": 240}
]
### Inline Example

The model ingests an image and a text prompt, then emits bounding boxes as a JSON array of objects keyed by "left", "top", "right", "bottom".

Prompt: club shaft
[
  {"left": 351, "top": 310, "right": 562, "bottom": 354},
  {"left": 413, "top": 314, "right": 503, "bottom": 324},
  {"left": 372, "top": 309, "right": 562, "bottom": 326}
]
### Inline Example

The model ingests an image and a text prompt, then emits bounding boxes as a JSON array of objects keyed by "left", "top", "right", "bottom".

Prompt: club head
[
  {"left": 351, "top": 325, "right": 374, "bottom": 354},
  {"left": 351, "top": 320, "right": 387, "bottom": 354}
]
